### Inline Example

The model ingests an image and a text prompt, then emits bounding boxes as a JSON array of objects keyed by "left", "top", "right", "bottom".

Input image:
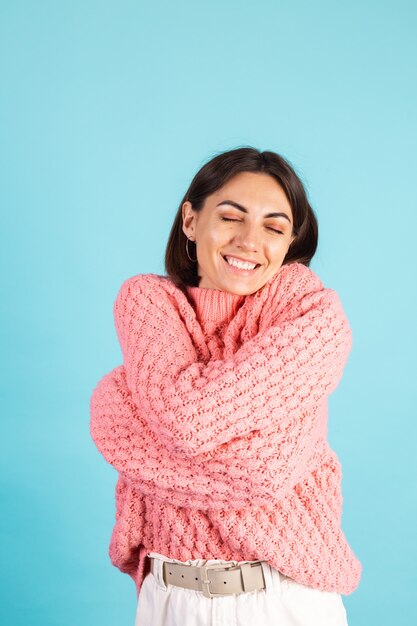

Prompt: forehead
[{"left": 214, "top": 172, "right": 290, "bottom": 205}]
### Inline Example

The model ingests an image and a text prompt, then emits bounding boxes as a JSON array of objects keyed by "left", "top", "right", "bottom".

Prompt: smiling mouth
[{"left": 222, "top": 255, "right": 261, "bottom": 272}]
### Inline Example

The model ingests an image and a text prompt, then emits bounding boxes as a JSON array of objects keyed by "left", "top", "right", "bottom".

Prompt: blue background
[{"left": 1, "top": 1, "right": 416, "bottom": 624}]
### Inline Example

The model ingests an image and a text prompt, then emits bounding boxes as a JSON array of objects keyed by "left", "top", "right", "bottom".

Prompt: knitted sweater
[{"left": 90, "top": 261, "right": 362, "bottom": 598}]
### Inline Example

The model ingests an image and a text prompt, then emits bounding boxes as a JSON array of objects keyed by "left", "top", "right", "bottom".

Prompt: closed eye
[{"left": 221, "top": 217, "right": 284, "bottom": 234}]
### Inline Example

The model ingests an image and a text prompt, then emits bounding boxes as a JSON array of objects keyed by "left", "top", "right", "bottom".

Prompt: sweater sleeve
[
  {"left": 90, "top": 363, "right": 328, "bottom": 510},
  {"left": 113, "top": 273, "right": 352, "bottom": 457}
]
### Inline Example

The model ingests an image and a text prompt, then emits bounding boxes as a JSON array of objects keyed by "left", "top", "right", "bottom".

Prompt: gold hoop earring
[{"left": 185, "top": 238, "right": 197, "bottom": 262}]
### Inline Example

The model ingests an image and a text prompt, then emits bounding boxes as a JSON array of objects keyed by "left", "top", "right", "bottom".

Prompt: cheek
[
  {"left": 268, "top": 239, "right": 288, "bottom": 254},
  {"left": 207, "top": 230, "right": 228, "bottom": 247},
  {"left": 197, "top": 232, "right": 224, "bottom": 258}
]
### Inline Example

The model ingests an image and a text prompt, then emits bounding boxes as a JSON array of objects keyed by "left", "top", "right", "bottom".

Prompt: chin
[{"left": 229, "top": 283, "right": 260, "bottom": 296}]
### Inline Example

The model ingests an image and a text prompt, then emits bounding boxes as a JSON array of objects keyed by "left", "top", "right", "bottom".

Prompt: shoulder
[
  {"left": 114, "top": 272, "right": 174, "bottom": 302},
  {"left": 278, "top": 261, "right": 323, "bottom": 288},
  {"left": 113, "top": 273, "right": 185, "bottom": 325},
  {"left": 263, "top": 262, "right": 324, "bottom": 302},
  {"left": 254, "top": 262, "right": 327, "bottom": 325}
]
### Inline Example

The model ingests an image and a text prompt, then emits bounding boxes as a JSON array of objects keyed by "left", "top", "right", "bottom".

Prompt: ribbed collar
[{"left": 186, "top": 284, "right": 246, "bottom": 328}]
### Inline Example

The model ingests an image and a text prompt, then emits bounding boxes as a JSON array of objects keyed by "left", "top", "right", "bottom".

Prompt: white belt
[{"left": 150, "top": 557, "right": 266, "bottom": 599}]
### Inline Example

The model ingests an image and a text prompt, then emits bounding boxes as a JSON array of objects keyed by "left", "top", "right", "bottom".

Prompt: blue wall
[{"left": 1, "top": 1, "right": 416, "bottom": 624}]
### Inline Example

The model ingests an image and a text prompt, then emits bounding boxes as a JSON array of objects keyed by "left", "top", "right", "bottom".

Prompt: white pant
[{"left": 134, "top": 552, "right": 349, "bottom": 626}]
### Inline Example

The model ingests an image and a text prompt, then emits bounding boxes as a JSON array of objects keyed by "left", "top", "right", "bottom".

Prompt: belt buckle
[{"left": 198, "top": 562, "right": 236, "bottom": 599}]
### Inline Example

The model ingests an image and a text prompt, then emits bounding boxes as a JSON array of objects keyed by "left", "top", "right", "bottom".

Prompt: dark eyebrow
[{"left": 216, "top": 200, "right": 292, "bottom": 223}]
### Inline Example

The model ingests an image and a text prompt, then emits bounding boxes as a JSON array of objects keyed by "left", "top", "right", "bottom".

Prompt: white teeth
[{"left": 225, "top": 256, "right": 257, "bottom": 270}]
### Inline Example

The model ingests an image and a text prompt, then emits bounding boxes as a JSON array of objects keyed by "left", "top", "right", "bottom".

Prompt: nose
[{"left": 233, "top": 221, "right": 261, "bottom": 252}]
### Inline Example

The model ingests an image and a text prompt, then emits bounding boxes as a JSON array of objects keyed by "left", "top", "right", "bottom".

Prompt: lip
[
  {"left": 222, "top": 254, "right": 261, "bottom": 265},
  {"left": 222, "top": 254, "right": 261, "bottom": 275}
]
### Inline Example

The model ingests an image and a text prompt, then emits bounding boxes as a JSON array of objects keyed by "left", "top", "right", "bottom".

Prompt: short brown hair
[{"left": 165, "top": 146, "right": 318, "bottom": 289}]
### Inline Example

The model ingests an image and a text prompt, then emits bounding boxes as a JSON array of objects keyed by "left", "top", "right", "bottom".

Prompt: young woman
[{"left": 90, "top": 147, "right": 362, "bottom": 625}]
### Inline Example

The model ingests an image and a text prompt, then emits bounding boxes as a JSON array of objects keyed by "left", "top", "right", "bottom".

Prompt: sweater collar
[{"left": 185, "top": 284, "right": 246, "bottom": 327}]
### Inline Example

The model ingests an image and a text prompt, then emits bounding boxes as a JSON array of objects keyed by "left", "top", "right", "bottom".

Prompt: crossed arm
[
  {"left": 90, "top": 363, "right": 330, "bottom": 509},
  {"left": 90, "top": 267, "right": 352, "bottom": 508},
  {"left": 112, "top": 272, "right": 352, "bottom": 457}
]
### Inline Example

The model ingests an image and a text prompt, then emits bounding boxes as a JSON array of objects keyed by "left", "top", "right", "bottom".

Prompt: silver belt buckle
[{"left": 198, "top": 562, "right": 236, "bottom": 599}]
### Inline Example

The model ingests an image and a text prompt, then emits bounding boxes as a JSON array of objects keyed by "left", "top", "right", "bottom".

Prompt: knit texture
[{"left": 90, "top": 261, "right": 362, "bottom": 598}]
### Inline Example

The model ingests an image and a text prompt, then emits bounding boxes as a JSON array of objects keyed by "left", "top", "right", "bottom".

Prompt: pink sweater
[{"left": 90, "top": 262, "right": 362, "bottom": 597}]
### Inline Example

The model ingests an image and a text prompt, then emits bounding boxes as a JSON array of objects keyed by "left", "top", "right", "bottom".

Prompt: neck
[{"left": 186, "top": 284, "right": 246, "bottom": 330}]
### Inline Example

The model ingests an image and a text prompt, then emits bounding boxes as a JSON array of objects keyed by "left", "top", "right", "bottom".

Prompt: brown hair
[{"left": 164, "top": 146, "right": 318, "bottom": 288}]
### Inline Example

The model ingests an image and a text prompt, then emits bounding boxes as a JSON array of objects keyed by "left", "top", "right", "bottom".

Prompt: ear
[{"left": 182, "top": 201, "right": 197, "bottom": 239}]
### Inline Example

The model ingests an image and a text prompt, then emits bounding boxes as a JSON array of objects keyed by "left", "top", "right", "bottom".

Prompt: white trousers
[{"left": 134, "top": 552, "right": 349, "bottom": 626}]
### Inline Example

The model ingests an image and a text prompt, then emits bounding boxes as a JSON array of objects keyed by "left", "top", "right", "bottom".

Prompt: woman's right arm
[{"left": 90, "top": 363, "right": 330, "bottom": 510}]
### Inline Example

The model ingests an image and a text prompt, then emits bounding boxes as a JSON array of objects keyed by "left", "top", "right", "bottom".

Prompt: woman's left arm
[{"left": 114, "top": 271, "right": 352, "bottom": 457}]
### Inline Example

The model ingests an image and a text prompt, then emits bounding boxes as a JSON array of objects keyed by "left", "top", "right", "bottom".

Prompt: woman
[{"left": 90, "top": 146, "right": 362, "bottom": 625}]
